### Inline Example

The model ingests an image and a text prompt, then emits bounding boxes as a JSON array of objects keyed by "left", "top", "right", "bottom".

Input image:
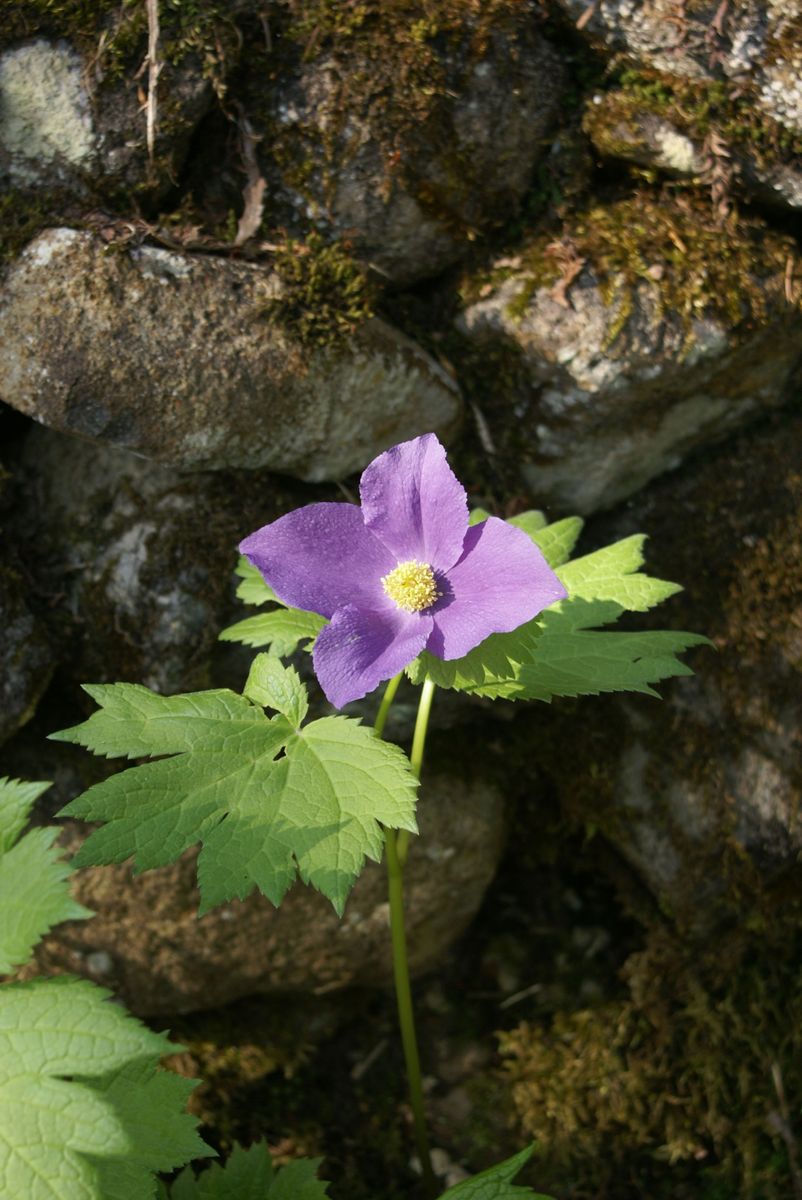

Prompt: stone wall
[{"left": 1, "top": 4, "right": 801, "bottom": 1192}]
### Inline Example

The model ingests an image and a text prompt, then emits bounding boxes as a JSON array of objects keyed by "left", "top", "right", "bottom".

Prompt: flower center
[{"left": 381, "top": 560, "right": 440, "bottom": 613}]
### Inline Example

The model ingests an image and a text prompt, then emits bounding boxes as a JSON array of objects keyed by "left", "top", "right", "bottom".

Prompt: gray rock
[
  {"left": 0, "top": 228, "right": 461, "bottom": 476},
  {"left": 522, "top": 408, "right": 802, "bottom": 932},
  {"left": 584, "top": 90, "right": 802, "bottom": 213},
  {"left": 0, "top": 40, "right": 94, "bottom": 189},
  {"left": 34, "top": 766, "right": 507, "bottom": 1014},
  {"left": 557, "top": 0, "right": 802, "bottom": 138},
  {"left": 0, "top": 560, "right": 53, "bottom": 745},
  {"left": 0, "top": 38, "right": 210, "bottom": 199},
  {"left": 254, "top": 18, "right": 565, "bottom": 284},
  {"left": 6, "top": 424, "right": 311, "bottom": 694},
  {"left": 457, "top": 199, "right": 802, "bottom": 513}
]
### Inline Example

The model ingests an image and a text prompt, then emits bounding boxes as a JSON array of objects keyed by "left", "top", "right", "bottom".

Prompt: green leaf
[
  {"left": 0, "top": 975, "right": 209, "bottom": 1198},
  {"left": 411, "top": 519, "right": 707, "bottom": 703},
  {"left": 235, "top": 556, "right": 280, "bottom": 606},
  {"left": 469, "top": 506, "right": 492, "bottom": 526},
  {"left": 0, "top": 776, "right": 50, "bottom": 853},
  {"left": 218, "top": 608, "right": 327, "bottom": 655},
  {"left": 472, "top": 604, "right": 708, "bottom": 702},
  {"left": 557, "top": 534, "right": 680, "bottom": 611},
  {"left": 244, "top": 654, "right": 309, "bottom": 726},
  {"left": 57, "top": 684, "right": 418, "bottom": 917},
  {"left": 527, "top": 515, "right": 584, "bottom": 568},
  {"left": 440, "top": 1147, "right": 552, "bottom": 1199},
  {"left": 508, "top": 510, "right": 548, "bottom": 537},
  {"left": 0, "top": 777, "right": 90, "bottom": 972},
  {"left": 51, "top": 686, "right": 266, "bottom": 760},
  {"left": 407, "top": 619, "right": 544, "bottom": 690},
  {"left": 170, "top": 1142, "right": 329, "bottom": 1199}
]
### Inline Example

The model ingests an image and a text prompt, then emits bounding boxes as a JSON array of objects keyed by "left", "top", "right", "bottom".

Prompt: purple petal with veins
[
  {"left": 428, "top": 517, "right": 568, "bottom": 660},
  {"left": 240, "top": 502, "right": 393, "bottom": 619},
  {"left": 360, "top": 432, "right": 468, "bottom": 572},
  {"left": 313, "top": 604, "right": 433, "bottom": 709},
  {"left": 239, "top": 435, "right": 567, "bottom": 708}
]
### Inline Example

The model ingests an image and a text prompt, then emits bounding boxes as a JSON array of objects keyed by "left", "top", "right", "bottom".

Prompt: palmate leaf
[
  {"left": 410, "top": 513, "right": 707, "bottom": 702},
  {"left": 244, "top": 655, "right": 308, "bottom": 727},
  {"left": 441, "top": 1146, "right": 552, "bottom": 1199},
  {"left": 52, "top": 666, "right": 418, "bottom": 917},
  {"left": 219, "top": 608, "right": 326, "bottom": 655},
  {"left": 167, "top": 1142, "right": 329, "bottom": 1199},
  {"left": 221, "top": 556, "right": 326, "bottom": 655},
  {"left": 234, "top": 556, "right": 280, "bottom": 605},
  {"left": 0, "top": 975, "right": 209, "bottom": 1198},
  {"left": 0, "top": 777, "right": 90, "bottom": 972}
]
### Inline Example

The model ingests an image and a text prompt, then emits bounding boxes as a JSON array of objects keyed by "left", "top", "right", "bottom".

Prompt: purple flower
[{"left": 240, "top": 434, "right": 567, "bottom": 708}]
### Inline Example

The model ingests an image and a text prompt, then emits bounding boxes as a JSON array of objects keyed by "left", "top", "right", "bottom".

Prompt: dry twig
[{"left": 145, "top": 0, "right": 161, "bottom": 161}]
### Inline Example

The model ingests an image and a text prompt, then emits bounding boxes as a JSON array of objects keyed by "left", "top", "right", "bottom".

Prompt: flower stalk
[{"left": 378, "top": 674, "right": 438, "bottom": 1197}]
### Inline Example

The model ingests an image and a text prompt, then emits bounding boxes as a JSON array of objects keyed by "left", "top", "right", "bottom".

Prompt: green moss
[
  {"left": 249, "top": 0, "right": 535, "bottom": 237},
  {"left": 279, "top": 0, "right": 505, "bottom": 144},
  {"left": 604, "top": 68, "right": 802, "bottom": 167},
  {"left": 0, "top": 189, "right": 65, "bottom": 263},
  {"left": 264, "top": 232, "right": 377, "bottom": 347},
  {"left": 2, "top": 0, "right": 238, "bottom": 88},
  {"left": 2, "top": 0, "right": 122, "bottom": 48},
  {"left": 576, "top": 192, "right": 794, "bottom": 335},
  {"left": 469, "top": 189, "right": 798, "bottom": 349},
  {"left": 1, "top": 1, "right": 142, "bottom": 77},
  {"left": 500, "top": 911, "right": 802, "bottom": 1198}
]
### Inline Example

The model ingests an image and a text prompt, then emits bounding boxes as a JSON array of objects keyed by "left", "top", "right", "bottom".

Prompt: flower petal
[
  {"left": 427, "top": 517, "right": 568, "bottom": 660},
  {"left": 359, "top": 433, "right": 468, "bottom": 572},
  {"left": 240, "top": 503, "right": 394, "bottom": 619},
  {"left": 313, "top": 604, "right": 432, "bottom": 708}
]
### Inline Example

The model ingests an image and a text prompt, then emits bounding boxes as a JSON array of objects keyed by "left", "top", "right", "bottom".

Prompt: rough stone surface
[
  {"left": 584, "top": 91, "right": 802, "bottom": 213},
  {"left": 253, "top": 21, "right": 566, "bottom": 284},
  {"left": 0, "top": 37, "right": 210, "bottom": 198},
  {"left": 3, "top": 424, "right": 315, "bottom": 694},
  {"left": 0, "top": 229, "right": 461, "bottom": 476},
  {"left": 0, "top": 40, "right": 94, "bottom": 188},
  {"left": 32, "top": 766, "right": 507, "bottom": 1015},
  {"left": 458, "top": 221, "right": 802, "bottom": 513},
  {"left": 521, "top": 409, "right": 802, "bottom": 932},
  {"left": 557, "top": 0, "right": 802, "bottom": 137},
  {"left": 0, "top": 559, "right": 53, "bottom": 746}
]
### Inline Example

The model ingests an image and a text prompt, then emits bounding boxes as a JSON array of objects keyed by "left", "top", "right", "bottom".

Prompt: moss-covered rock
[
  {"left": 0, "top": 227, "right": 460, "bottom": 476},
  {"left": 514, "top": 405, "right": 802, "bottom": 931},
  {"left": 239, "top": 0, "right": 566, "bottom": 284},
  {"left": 557, "top": 0, "right": 802, "bottom": 142},
  {"left": 457, "top": 190, "right": 802, "bottom": 512},
  {"left": 492, "top": 405, "right": 802, "bottom": 1199},
  {"left": 583, "top": 74, "right": 802, "bottom": 212},
  {"left": 500, "top": 916, "right": 802, "bottom": 1198},
  {"left": 0, "top": 33, "right": 212, "bottom": 204}
]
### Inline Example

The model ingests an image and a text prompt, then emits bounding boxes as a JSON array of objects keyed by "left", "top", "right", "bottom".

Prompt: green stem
[
  {"left": 398, "top": 675, "right": 436, "bottom": 867},
  {"left": 385, "top": 827, "right": 437, "bottom": 1195},
  {"left": 374, "top": 671, "right": 402, "bottom": 740},
  {"left": 376, "top": 674, "right": 438, "bottom": 1196}
]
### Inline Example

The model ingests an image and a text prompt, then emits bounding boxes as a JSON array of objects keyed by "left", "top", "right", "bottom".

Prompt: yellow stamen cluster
[{"left": 381, "top": 560, "right": 440, "bottom": 613}]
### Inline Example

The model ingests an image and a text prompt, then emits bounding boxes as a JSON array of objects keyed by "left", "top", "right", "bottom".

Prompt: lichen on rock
[
  {"left": 457, "top": 189, "right": 802, "bottom": 512},
  {"left": 0, "top": 39, "right": 95, "bottom": 188}
]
